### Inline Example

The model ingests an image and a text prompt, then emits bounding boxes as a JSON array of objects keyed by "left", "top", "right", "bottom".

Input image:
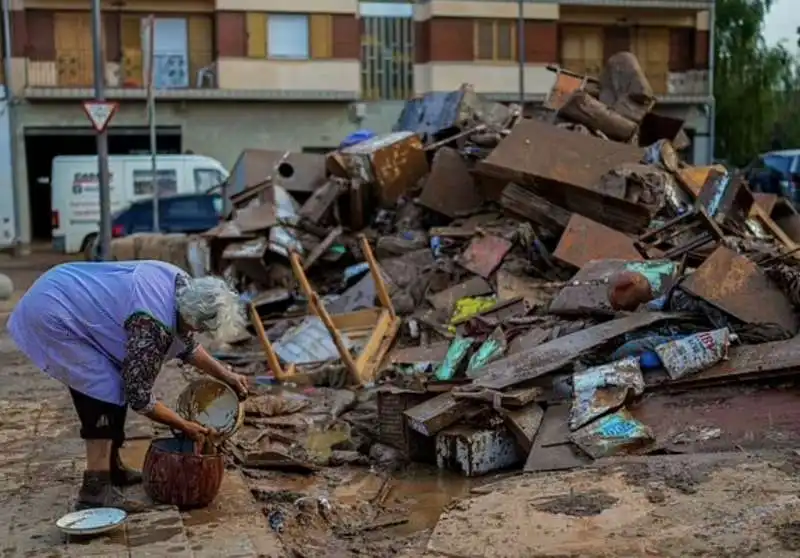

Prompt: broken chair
[{"left": 250, "top": 235, "right": 400, "bottom": 386}]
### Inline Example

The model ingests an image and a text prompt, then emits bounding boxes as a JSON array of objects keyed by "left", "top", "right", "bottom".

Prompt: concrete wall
[{"left": 11, "top": 99, "right": 406, "bottom": 244}]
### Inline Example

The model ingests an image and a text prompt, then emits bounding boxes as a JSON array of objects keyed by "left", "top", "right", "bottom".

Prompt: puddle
[
  {"left": 380, "top": 467, "right": 478, "bottom": 536},
  {"left": 304, "top": 424, "right": 351, "bottom": 460}
]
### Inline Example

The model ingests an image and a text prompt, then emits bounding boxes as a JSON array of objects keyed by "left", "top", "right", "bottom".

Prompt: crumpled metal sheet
[
  {"left": 570, "top": 408, "right": 655, "bottom": 459},
  {"left": 569, "top": 357, "right": 644, "bottom": 431}
]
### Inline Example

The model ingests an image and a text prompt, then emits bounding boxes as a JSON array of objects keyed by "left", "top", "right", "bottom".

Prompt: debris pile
[{"left": 175, "top": 52, "right": 800, "bottom": 511}]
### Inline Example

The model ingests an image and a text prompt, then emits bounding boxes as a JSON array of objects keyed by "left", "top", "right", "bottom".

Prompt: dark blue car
[
  {"left": 745, "top": 150, "right": 800, "bottom": 205},
  {"left": 89, "top": 193, "right": 222, "bottom": 259}
]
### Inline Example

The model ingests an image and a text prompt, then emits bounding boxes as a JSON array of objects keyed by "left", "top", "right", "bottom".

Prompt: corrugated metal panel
[
  {"left": 361, "top": 12, "right": 413, "bottom": 100},
  {"left": 246, "top": 12, "right": 266, "bottom": 58},
  {"left": 310, "top": 14, "right": 332, "bottom": 59}
]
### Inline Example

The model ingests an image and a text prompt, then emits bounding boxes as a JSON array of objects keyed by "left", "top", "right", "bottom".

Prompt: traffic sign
[{"left": 82, "top": 101, "right": 119, "bottom": 133}]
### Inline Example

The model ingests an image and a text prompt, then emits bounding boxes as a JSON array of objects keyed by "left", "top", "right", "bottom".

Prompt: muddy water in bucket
[{"left": 143, "top": 379, "right": 243, "bottom": 509}]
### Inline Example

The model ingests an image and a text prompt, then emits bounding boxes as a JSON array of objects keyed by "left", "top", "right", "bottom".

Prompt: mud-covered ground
[{"left": 4, "top": 250, "right": 800, "bottom": 558}]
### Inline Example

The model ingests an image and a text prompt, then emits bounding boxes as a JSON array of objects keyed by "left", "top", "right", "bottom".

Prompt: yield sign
[{"left": 82, "top": 100, "right": 119, "bottom": 133}]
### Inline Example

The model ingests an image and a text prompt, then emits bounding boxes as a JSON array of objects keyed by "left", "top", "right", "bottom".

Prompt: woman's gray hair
[{"left": 176, "top": 276, "right": 246, "bottom": 341}]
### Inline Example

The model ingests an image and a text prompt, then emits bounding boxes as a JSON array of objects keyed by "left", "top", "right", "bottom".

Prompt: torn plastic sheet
[
  {"left": 654, "top": 328, "right": 734, "bottom": 380},
  {"left": 569, "top": 357, "right": 644, "bottom": 431},
  {"left": 434, "top": 336, "right": 476, "bottom": 381},
  {"left": 570, "top": 408, "right": 655, "bottom": 459},
  {"left": 466, "top": 327, "right": 507, "bottom": 377}
]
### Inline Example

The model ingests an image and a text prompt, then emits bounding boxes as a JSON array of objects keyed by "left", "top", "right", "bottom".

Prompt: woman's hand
[
  {"left": 223, "top": 370, "right": 249, "bottom": 399},
  {"left": 181, "top": 420, "right": 210, "bottom": 443}
]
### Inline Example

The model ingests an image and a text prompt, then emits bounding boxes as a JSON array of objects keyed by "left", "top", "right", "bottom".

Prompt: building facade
[{"left": 1, "top": 0, "right": 714, "bottom": 247}]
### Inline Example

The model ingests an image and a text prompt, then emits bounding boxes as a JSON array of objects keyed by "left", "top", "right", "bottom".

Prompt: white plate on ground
[{"left": 56, "top": 507, "right": 127, "bottom": 536}]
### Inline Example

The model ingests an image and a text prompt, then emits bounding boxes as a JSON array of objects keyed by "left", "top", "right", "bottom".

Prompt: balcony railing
[
  {"left": 26, "top": 49, "right": 216, "bottom": 90},
  {"left": 560, "top": 0, "right": 712, "bottom": 7}
]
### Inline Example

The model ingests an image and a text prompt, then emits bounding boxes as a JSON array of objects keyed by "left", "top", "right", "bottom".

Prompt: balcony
[{"left": 559, "top": 0, "right": 712, "bottom": 8}]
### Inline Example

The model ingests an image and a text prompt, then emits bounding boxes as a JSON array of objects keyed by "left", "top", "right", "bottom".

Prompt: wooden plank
[
  {"left": 472, "top": 312, "right": 685, "bottom": 390},
  {"left": 404, "top": 393, "right": 472, "bottom": 437},
  {"left": 504, "top": 403, "right": 544, "bottom": 453}
]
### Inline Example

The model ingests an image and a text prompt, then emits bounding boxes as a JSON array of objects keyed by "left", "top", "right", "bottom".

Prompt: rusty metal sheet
[
  {"left": 776, "top": 214, "right": 800, "bottom": 244},
  {"left": 476, "top": 118, "right": 643, "bottom": 200},
  {"left": 341, "top": 131, "right": 429, "bottom": 208},
  {"left": 681, "top": 246, "right": 799, "bottom": 335},
  {"left": 545, "top": 73, "right": 585, "bottom": 111},
  {"left": 549, "top": 259, "right": 677, "bottom": 315},
  {"left": 631, "top": 386, "right": 800, "bottom": 453},
  {"left": 227, "top": 149, "right": 326, "bottom": 196},
  {"left": 418, "top": 147, "right": 483, "bottom": 218},
  {"left": 553, "top": 214, "right": 642, "bottom": 269},
  {"left": 458, "top": 235, "right": 513, "bottom": 278},
  {"left": 427, "top": 276, "right": 493, "bottom": 312},
  {"left": 676, "top": 164, "right": 726, "bottom": 198},
  {"left": 472, "top": 312, "right": 686, "bottom": 390},
  {"left": 501, "top": 183, "right": 572, "bottom": 233},
  {"left": 752, "top": 193, "right": 779, "bottom": 217}
]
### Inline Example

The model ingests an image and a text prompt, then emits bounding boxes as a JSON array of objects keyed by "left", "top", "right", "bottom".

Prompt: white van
[{"left": 51, "top": 154, "right": 228, "bottom": 254}]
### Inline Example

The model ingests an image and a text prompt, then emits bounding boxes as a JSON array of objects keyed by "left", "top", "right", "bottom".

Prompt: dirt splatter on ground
[
  {"left": 775, "top": 522, "right": 800, "bottom": 551},
  {"left": 532, "top": 490, "right": 618, "bottom": 517},
  {"left": 622, "top": 456, "right": 715, "bottom": 494}
]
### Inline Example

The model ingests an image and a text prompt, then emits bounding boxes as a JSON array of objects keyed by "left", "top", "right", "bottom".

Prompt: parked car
[
  {"left": 744, "top": 149, "right": 800, "bottom": 206},
  {"left": 88, "top": 193, "right": 223, "bottom": 260}
]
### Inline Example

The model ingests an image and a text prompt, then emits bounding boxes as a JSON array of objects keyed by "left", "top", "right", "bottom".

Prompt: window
[
  {"left": 164, "top": 197, "right": 206, "bottom": 218},
  {"left": 210, "top": 195, "right": 223, "bottom": 215},
  {"left": 132, "top": 169, "right": 178, "bottom": 197},
  {"left": 268, "top": 14, "right": 310, "bottom": 59},
  {"left": 194, "top": 168, "right": 224, "bottom": 192},
  {"left": 474, "top": 20, "right": 516, "bottom": 61}
]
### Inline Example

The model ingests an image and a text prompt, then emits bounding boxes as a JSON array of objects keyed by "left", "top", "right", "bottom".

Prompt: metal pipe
[
  {"left": 146, "top": 15, "right": 159, "bottom": 232},
  {"left": 517, "top": 0, "right": 525, "bottom": 107},
  {"left": 707, "top": 3, "right": 716, "bottom": 164},
  {"left": 1, "top": 0, "right": 21, "bottom": 252},
  {"left": 91, "top": 0, "right": 111, "bottom": 260}
]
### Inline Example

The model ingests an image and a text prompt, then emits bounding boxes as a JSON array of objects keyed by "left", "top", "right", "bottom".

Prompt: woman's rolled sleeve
[{"left": 122, "top": 312, "right": 173, "bottom": 414}]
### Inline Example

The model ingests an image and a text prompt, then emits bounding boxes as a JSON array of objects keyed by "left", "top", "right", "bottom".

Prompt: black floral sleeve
[{"left": 122, "top": 313, "right": 173, "bottom": 414}]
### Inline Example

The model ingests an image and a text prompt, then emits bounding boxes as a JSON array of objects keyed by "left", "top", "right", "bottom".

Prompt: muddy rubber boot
[
  {"left": 110, "top": 442, "right": 143, "bottom": 487},
  {"left": 75, "top": 471, "right": 148, "bottom": 513}
]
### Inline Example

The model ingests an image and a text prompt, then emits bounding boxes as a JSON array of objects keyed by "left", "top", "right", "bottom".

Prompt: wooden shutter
[
  {"left": 189, "top": 15, "right": 213, "bottom": 82},
  {"left": 310, "top": 14, "right": 332, "bottom": 59},
  {"left": 120, "top": 14, "right": 142, "bottom": 86},
  {"left": 246, "top": 12, "right": 266, "bottom": 58},
  {"left": 55, "top": 12, "right": 94, "bottom": 86}
]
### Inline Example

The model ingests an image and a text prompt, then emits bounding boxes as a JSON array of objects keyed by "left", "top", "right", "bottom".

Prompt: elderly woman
[{"left": 7, "top": 260, "right": 249, "bottom": 512}]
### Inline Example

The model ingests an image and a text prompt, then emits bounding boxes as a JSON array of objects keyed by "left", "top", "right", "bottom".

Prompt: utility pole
[
  {"left": 1, "top": 0, "right": 22, "bottom": 255},
  {"left": 144, "top": 15, "right": 159, "bottom": 232},
  {"left": 91, "top": 0, "right": 111, "bottom": 260},
  {"left": 517, "top": 0, "right": 525, "bottom": 107}
]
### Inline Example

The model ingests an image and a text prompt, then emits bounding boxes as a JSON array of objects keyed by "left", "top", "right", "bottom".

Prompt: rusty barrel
[{"left": 142, "top": 437, "right": 224, "bottom": 509}]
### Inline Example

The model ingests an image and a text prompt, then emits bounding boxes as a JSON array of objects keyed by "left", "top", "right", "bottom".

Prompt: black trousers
[{"left": 69, "top": 388, "right": 127, "bottom": 445}]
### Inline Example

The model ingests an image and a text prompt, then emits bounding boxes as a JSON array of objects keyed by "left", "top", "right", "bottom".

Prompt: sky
[{"left": 764, "top": 0, "right": 799, "bottom": 52}]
